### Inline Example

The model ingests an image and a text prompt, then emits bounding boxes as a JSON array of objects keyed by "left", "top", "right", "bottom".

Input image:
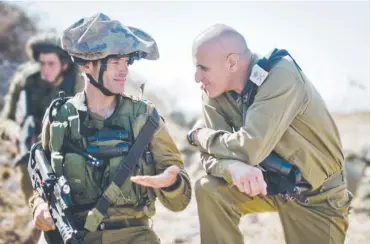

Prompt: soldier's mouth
[
  {"left": 114, "top": 78, "right": 126, "bottom": 83},
  {"left": 201, "top": 83, "right": 210, "bottom": 90}
]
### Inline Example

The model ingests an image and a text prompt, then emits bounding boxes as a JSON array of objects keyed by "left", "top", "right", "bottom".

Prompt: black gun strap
[{"left": 93, "top": 108, "right": 160, "bottom": 216}]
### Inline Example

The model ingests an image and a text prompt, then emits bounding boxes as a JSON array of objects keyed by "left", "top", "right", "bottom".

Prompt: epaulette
[{"left": 120, "top": 92, "right": 141, "bottom": 103}]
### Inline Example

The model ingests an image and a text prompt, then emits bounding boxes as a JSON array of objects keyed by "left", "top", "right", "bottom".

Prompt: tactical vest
[{"left": 48, "top": 93, "right": 157, "bottom": 210}]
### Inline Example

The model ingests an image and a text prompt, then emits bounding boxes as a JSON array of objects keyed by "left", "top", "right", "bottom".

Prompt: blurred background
[{"left": 0, "top": 1, "right": 369, "bottom": 243}]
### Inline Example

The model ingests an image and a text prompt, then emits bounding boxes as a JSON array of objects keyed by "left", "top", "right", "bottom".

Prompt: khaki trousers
[{"left": 195, "top": 175, "right": 352, "bottom": 244}]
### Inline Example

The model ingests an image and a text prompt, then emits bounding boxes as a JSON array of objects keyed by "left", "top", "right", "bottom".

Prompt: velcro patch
[{"left": 250, "top": 64, "right": 269, "bottom": 86}]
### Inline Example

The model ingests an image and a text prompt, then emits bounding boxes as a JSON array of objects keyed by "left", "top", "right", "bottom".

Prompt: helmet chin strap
[{"left": 86, "top": 58, "right": 116, "bottom": 96}]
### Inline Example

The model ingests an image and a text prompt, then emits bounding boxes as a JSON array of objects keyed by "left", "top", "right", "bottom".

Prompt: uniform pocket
[
  {"left": 296, "top": 187, "right": 353, "bottom": 219},
  {"left": 50, "top": 152, "right": 64, "bottom": 176},
  {"left": 327, "top": 191, "right": 352, "bottom": 241},
  {"left": 64, "top": 153, "right": 86, "bottom": 193},
  {"left": 109, "top": 156, "right": 139, "bottom": 206},
  {"left": 64, "top": 153, "right": 101, "bottom": 204},
  {"left": 63, "top": 153, "right": 87, "bottom": 204},
  {"left": 327, "top": 190, "right": 353, "bottom": 213}
]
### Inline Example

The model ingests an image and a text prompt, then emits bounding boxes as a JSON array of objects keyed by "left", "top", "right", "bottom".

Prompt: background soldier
[{"left": 0, "top": 32, "right": 84, "bottom": 203}]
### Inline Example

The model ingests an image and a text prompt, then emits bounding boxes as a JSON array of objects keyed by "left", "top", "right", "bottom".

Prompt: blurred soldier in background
[{"left": 0, "top": 32, "right": 84, "bottom": 203}]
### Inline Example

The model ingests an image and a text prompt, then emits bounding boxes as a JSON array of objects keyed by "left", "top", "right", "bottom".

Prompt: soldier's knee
[{"left": 195, "top": 175, "right": 225, "bottom": 200}]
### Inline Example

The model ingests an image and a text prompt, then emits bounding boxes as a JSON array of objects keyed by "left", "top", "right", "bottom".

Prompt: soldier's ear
[
  {"left": 62, "top": 63, "right": 68, "bottom": 72},
  {"left": 227, "top": 53, "right": 238, "bottom": 72},
  {"left": 79, "top": 62, "right": 93, "bottom": 73}
]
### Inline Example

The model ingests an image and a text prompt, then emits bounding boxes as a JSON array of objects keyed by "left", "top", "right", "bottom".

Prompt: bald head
[
  {"left": 193, "top": 24, "right": 249, "bottom": 57},
  {"left": 192, "top": 24, "right": 252, "bottom": 98}
]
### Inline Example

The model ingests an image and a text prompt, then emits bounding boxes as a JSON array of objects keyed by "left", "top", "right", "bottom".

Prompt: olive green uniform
[
  {"left": 0, "top": 62, "right": 84, "bottom": 202},
  {"left": 194, "top": 53, "right": 353, "bottom": 244},
  {"left": 30, "top": 92, "right": 192, "bottom": 244}
]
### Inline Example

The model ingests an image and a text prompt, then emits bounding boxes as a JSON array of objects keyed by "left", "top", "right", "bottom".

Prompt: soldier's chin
[
  {"left": 42, "top": 76, "right": 56, "bottom": 83},
  {"left": 205, "top": 89, "right": 219, "bottom": 99},
  {"left": 112, "top": 84, "right": 125, "bottom": 93}
]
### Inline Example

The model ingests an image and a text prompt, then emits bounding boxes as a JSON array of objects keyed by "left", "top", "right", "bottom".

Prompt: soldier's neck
[
  {"left": 85, "top": 85, "right": 116, "bottom": 119},
  {"left": 229, "top": 66, "right": 249, "bottom": 94},
  {"left": 232, "top": 76, "right": 247, "bottom": 94}
]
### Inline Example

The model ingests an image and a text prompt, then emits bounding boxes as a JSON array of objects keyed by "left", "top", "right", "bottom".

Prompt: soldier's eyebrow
[
  {"left": 109, "top": 57, "right": 129, "bottom": 62},
  {"left": 196, "top": 64, "right": 209, "bottom": 71}
]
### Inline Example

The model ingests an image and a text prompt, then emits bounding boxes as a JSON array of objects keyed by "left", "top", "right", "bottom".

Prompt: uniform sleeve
[
  {"left": 201, "top": 153, "right": 244, "bottom": 185},
  {"left": 1, "top": 71, "right": 24, "bottom": 121},
  {"left": 29, "top": 191, "right": 45, "bottom": 216},
  {"left": 196, "top": 67, "right": 309, "bottom": 165},
  {"left": 192, "top": 99, "right": 245, "bottom": 183},
  {"left": 148, "top": 109, "right": 192, "bottom": 212},
  {"left": 0, "top": 72, "right": 25, "bottom": 138}
]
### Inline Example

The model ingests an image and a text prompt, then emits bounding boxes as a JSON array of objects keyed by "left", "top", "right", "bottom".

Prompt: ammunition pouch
[
  {"left": 86, "top": 143, "right": 129, "bottom": 159},
  {"left": 87, "top": 130, "right": 129, "bottom": 142}
]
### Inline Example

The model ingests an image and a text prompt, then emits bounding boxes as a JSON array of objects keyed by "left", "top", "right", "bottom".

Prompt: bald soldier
[
  {"left": 30, "top": 13, "right": 191, "bottom": 244},
  {"left": 187, "top": 24, "right": 353, "bottom": 244}
]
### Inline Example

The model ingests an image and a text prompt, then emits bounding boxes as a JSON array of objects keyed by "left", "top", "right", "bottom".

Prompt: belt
[
  {"left": 74, "top": 216, "right": 149, "bottom": 231},
  {"left": 308, "top": 170, "right": 346, "bottom": 195},
  {"left": 323, "top": 170, "right": 346, "bottom": 190}
]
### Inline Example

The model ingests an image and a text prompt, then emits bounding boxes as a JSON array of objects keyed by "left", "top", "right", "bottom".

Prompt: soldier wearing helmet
[
  {"left": 0, "top": 32, "right": 84, "bottom": 203},
  {"left": 30, "top": 13, "right": 191, "bottom": 244}
]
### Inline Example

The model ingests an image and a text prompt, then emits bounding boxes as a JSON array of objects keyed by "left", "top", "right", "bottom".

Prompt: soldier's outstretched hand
[{"left": 131, "top": 165, "right": 180, "bottom": 188}]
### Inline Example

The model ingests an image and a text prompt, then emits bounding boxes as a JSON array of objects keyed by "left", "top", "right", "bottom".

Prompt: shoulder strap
[
  {"left": 84, "top": 107, "right": 161, "bottom": 232},
  {"left": 241, "top": 49, "right": 301, "bottom": 125}
]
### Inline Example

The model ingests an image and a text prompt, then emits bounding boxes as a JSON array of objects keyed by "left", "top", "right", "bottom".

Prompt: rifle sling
[{"left": 93, "top": 108, "right": 160, "bottom": 216}]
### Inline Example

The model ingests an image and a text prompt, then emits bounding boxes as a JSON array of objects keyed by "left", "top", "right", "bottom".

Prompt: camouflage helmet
[
  {"left": 25, "top": 32, "right": 71, "bottom": 63},
  {"left": 61, "top": 13, "right": 159, "bottom": 63}
]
